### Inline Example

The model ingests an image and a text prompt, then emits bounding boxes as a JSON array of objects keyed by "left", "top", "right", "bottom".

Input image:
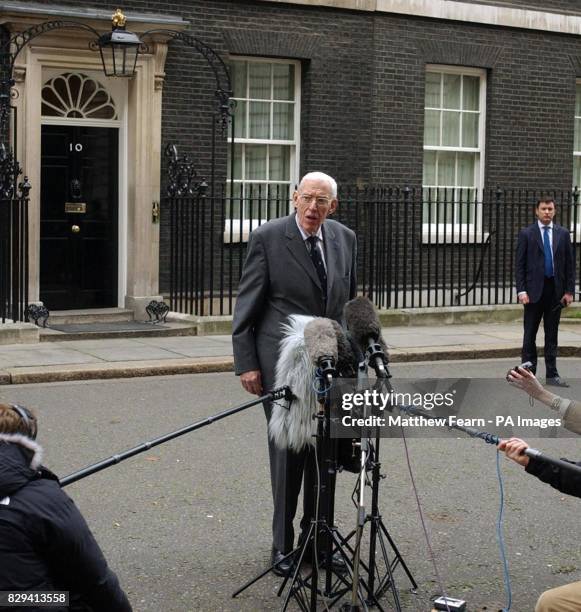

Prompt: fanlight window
[{"left": 42, "top": 73, "right": 117, "bottom": 120}]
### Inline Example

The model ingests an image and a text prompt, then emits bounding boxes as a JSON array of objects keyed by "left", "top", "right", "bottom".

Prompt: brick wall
[
  {"left": 20, "top": 0, "right": 581, "bottom": 294},
  {"left": 370, "top": 13, "right": 581, "bottom": 190}
]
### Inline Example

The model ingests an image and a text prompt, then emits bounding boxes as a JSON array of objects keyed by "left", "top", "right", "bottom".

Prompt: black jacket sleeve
[
  {"left": 231, "top": 230, "right": 269, "bottom": 375},
  {"left": 526, "top": 456, "right": 581, "bottom": 499},
  {"left": 33, "top": 482, "right": 132, "bottom": 612},
  {"left": 515, "top": 227, "right": 528, "bottom": 295}
]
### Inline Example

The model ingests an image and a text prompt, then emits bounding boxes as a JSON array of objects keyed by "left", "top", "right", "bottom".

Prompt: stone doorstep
[
  {"left": 47, "top": 308, "right": 134, "bottom": 326},
  {"left": 38, "top": 322, "right": 197, "bottom": 342}
]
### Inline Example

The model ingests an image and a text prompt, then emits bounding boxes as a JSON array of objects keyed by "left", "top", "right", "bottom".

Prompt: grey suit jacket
[{"left": 232, "top": 213, "right": 357, "bottom": 389}]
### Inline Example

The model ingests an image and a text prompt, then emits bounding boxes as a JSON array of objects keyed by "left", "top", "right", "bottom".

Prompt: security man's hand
[{"left": 518, "top": 292, "right": 530, "bottom": 305}]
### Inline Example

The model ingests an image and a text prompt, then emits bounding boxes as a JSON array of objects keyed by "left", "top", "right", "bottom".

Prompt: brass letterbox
[{"left": 65, "top": 202, "right": 87, "bottom": 214}]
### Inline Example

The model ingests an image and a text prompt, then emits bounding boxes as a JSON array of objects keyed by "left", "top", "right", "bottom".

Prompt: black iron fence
[
  {"left": 163, "top": 186, "right": 581, "bottom": 316},
  {"left": 0, "top": 98, "right": 31, "bottom": 324},
  {"left": 0, "top": 194, "right": 29, "bottom": 323}
]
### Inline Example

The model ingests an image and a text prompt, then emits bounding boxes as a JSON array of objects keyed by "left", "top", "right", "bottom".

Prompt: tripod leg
[
  {"left": 280, "top": 521, "right": 317, "bottom": 612},
  {"left": 374, "top": 528, "right": 403, "bottom": 611},
  {"left": 379, "top": 520, "right": 418, "bottom": 590},
  {"left": 232, "top": 548, "right": 298, "bottom": 598}
]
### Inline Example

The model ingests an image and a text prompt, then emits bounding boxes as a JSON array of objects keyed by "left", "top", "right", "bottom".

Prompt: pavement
[{"left": 2, "top": 319, "right": 581, "bottom": 384}]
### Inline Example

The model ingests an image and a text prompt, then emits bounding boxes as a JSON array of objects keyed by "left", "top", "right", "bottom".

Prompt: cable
[
  {"left": 313, "top": 433, "right": 332, "bottom": 612},
  {"left": 467, "top": 427, "right": 512, "bottom": 610},
  {"left": 400, "top": 426, "right": 451, "bottom": 612},
  {"left": 495, "top": 449, "right": 512, "bottom": 612}
]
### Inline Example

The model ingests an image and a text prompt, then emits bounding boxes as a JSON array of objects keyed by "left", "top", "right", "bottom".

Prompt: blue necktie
[{"left": 543, "top": 226, "right": 554, "bottom": 278}]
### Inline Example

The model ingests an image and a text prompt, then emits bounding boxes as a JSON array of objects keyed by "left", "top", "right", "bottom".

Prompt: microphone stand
[
  {"left": 363, "top": 348, "right": 417, "bottom": 608},
  {"left": 281, "top": 367, "right": 354, "bottom": 611},
  {"left": 341, "top": 361, "right": 373, "bottom": 612},
  {"left": 60, "top": 387, "right": 292, "bottom": 487}
]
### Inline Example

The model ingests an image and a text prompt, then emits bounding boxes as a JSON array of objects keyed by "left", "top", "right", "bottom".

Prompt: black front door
[{"left": 40, "top": 125, "right": 118, "bottom": 310}]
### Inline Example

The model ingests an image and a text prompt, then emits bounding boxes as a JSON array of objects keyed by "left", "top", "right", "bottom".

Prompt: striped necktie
[{"left": 307, "top": 236, "right": 327, "bottom": 301}]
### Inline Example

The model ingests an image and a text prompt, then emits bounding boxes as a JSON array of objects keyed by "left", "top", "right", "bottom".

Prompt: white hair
[{"left": 298, "top": 172, "right": 337, "bottom": 199}]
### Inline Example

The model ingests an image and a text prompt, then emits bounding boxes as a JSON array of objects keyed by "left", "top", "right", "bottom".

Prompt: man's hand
[
  {"left": 518, "top": 292, "right": 530, "bottom": 305},
  {"left": 240, "top": 370, "right": 263, "bottom": 396},
  {"left": 562, "top": 292, "right": 574, "bottom": 307},
  {"left": 498, "top": 437, "right": 530, "bottom": 467}
]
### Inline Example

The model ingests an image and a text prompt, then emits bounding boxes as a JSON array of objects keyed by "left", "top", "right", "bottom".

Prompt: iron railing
[
  {"left": 163, "top": 186, "right": 581, "bottom": 316},
  {"left": 0, "top": 194, "right": 29, "bottom": 323}
]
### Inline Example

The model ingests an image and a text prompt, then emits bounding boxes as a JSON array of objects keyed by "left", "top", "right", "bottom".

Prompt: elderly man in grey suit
[{"left": 232, "top": 171, "right": 357, "bottom": 575}]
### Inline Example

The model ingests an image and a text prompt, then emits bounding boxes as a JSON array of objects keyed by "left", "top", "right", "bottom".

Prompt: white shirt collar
[
  {"left": 537, "top": 220, "right": 553, "bottom": 231},
  {"left": 295, "top": 214, "right": 323, "bottom": 242}
]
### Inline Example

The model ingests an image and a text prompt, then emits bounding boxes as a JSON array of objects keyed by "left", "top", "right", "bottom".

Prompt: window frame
[
  {"left": 422, "top": 64, "right": 487, "bottom": 243},
  {"left": 226, "top": 56, "right": 301, "bottom": 242}
]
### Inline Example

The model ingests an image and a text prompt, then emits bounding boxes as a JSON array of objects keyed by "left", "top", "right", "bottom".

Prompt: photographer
[
  {"left": 507, "top": 366, "right": 581, "bottom": 435},
  {"left": 0, "top": 403, "right": 132, "bottom": 612},
  {"left": 499, "top": 436, "right": 581, "bottom": 611}
]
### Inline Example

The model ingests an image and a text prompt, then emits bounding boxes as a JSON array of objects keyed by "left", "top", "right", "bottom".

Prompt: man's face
[
  {"left": 293, "top": 178, "right": 337, "bottom": 234},
  {"left": 535, "top": 201, "right": 556, "bottom": 225}
]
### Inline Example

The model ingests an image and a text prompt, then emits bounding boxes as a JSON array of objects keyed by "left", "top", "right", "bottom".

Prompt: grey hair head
[{"left": 298, "top": 172, "right": 337, "bottom": 199}]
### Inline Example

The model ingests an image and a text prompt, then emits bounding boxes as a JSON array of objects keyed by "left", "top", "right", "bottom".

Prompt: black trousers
[{"left": 521, "top": 278, "right": 562, "bottom": 378}]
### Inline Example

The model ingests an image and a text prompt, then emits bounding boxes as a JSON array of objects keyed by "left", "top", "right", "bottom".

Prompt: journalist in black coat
[
  {"left": 232, "top": 172, "right": 357, "bottom": 568},
  {"left": 0, "top": 404, "right": 131, "bottom": 612},
  {"left": 499, "top": 436, "right": 581, "bottom": 610},
  {"left": 515, "top": 197, "right": 575, "bottom": 384}
]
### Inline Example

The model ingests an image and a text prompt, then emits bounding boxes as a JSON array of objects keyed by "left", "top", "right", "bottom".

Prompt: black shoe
[
  {"left": 321, "top": 551, "right": 347, "bottom": 574},
  {"left": 301, "top": 546, "right": 348, "bottom": 574},
  {"left": 546, "top": 376, "right": 570, "bottom": 388},
  {"left": 271, "top": 548, "right": 295, "bottom": 577}
]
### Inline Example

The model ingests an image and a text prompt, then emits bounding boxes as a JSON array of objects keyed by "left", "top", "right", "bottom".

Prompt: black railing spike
[{"left": 574, "top": 185, "right": 580, "bottom": 204}]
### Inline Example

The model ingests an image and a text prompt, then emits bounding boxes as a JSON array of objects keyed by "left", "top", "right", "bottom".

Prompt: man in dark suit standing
[
  {"left": 232, "top": 172, "right": 357, "bottom": 574},
  {"left": 516, "top": 196, "right": 575, "bottom": 387}
]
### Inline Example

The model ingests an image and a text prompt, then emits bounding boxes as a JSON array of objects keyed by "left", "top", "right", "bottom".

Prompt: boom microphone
[
  {"left": 344, "top": 296, "right": 390, "bottom": 378},
  {"left": 395, "top": 402, "right": 581, "bottom": 477},
  {"left": 304, "top": 318, "right": 338, "bottom": 383}
]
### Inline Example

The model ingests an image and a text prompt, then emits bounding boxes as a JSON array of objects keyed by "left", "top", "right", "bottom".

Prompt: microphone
[
  {"left": 330, "top": 320, "right": 361, "bottom": 378},
  {"left": 344, "top": 296, "right": 390, "bottom": 378},
  {"left": 552, "top": 300, "right": 568, "bottom": 313},
  {"left": 304, "top": 318, "right": 338, "bottom": 383}
]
